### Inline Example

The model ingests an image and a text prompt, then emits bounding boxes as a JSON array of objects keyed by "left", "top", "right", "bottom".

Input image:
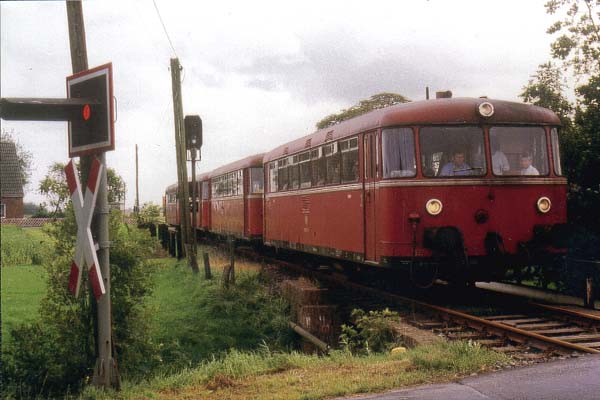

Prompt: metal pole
[
  {"left": 66, "top": 0, "right": 119, "bottom": 388},
  {"left": 191, "top": 149, "right": 198, "bottom": 263}
]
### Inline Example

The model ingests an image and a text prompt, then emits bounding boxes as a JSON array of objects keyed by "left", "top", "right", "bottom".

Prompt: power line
[{"left": 152, "top": 0, "right": 179, "bottom": 59}]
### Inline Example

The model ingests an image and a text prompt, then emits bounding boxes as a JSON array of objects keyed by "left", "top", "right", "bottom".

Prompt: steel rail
[
  {"left": 234, "top": 248, "right": 600, "bottom": 354},
  {"left": 528, "top": 302, "right": 600, "bottom": 324}
]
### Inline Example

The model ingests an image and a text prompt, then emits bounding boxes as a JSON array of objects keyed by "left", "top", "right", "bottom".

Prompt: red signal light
[{"left": 82, "top": 104, "right": 91, "bottom": 121}]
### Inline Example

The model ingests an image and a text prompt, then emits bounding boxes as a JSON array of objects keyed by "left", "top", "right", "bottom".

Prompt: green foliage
[
  {"left": 1, "top": 128, "right": 33, "bottom": 189},
  {"left": 409, "top": 341, "right": 506, "bottom": 373},
  {"left": 316, "top": 92, "right": 410, "bottom": 129},
  {"left": 545, "top": 0, "right": 600, "bottom": 77},
  {"left": 520, "top": 62, "right": 573, "bottom": 124},
  {"left": 136, "top": 201, "right": 164, "bottom": 226},
  {"left": 0, "top": 225, "right": 54, "bottom": 266},
  {"left": 1, "top": 209, "right": 159, "bottom": 398},
  {"left": 107, "top": 168, "right": 127, "bottom": 205},
  {"left": 150, "top": 266, "right": 292, "bottom": 372},
  {"left": 38, "top": 162, "right": 127, "bottom": 216},
  {"left": 339, "top": 308, "right": 401, "bottom": 354},
  {"left": 38, "top": 162, "right": 70, "bottom": 216}
]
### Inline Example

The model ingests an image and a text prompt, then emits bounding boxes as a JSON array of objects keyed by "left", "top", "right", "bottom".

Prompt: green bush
[
  {"left": 339, "top": 308, "right": 401, "bottom": 354},
  {"left": 2, "top": 208, "right": 159, "bottom": 398}
]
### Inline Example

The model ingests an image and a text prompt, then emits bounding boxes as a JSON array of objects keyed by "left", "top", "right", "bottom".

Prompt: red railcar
[
  {"left": 166, "top": 97, "right": 567, "bottom": 283},
  {"left": 164, "top": 175, "right": 210, "bottom": 230},
  {"left": 263, "top": 98, "right": 567, "bottom": 282},
  {"left": 208, "top": 154, "right": 264, "bottom": 240}
]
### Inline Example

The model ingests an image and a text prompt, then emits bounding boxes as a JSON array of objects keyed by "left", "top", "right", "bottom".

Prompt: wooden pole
[
  {"left": 66, "top": 0, "right": 119, "bottom": 389},
  {"left": 135, "top": 144, "right": 139, "bottom": 215},
  {"left": 170, "top": 58, "right": 198, "bottom": 273},
  {"left": 203, "top": 252, "right": 212, "bottom": 279}
]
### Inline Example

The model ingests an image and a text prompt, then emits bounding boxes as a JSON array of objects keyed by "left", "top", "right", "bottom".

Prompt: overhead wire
[{"left": 152, "top": 0, "right": 179, "bottom": 60}]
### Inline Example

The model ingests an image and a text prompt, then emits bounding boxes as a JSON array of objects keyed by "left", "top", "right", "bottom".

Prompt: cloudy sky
[{"left": 1, "top": 0, "right": 558, "bottom": 207}]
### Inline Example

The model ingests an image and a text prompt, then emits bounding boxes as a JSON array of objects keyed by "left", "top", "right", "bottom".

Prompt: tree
[
  {"left": 137, "top": 202, "right": 163, "bottom": 226},
  {"left": 316, "top": 92, "right": 410, "bottom": 129},
  {"left": 545, "top": 0, "right": 600, "bottom": 77},
  {"left": 520, "top": 63, "right": 582, "bottom": 181},
  {"left": 520, "top": 62, "right": 574, "bottom": 124},
  {"left": 39, "top": 162, "right": 70, "bottom": 216},
  {"left": 107, "top": 168, "right": 126, "bottom": 205},
  {"left": 1, "top": 128, "right": 33, "bottom": 190},
  {"left": 39, "top": 162, "right": 127, "bottom": 217}
]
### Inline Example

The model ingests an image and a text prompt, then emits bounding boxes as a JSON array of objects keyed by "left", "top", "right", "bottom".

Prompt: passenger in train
[
  {"left": 520, "top": 154, "right": 540, "bottom": 175},
  {"left": 440, "top": 151, "right": 471, "bottom": 176},
  {"left": 491, "top": 137, "right": 510, "bottom": 175}
]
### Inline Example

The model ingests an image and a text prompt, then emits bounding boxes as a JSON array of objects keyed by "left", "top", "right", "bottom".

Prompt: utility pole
[
  {"left": 135, "top": 144, "right": 139, "bottom": 215},
  {"left": 170, "top": 58, "right": 199, "bottom": 273},
  {"left": 66, "top": 0, "right": 119, "bottom": 389}
]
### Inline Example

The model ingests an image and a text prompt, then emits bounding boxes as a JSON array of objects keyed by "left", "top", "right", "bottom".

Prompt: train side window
[
  {"left": 340, "top": 137, "right": 359, "bottom": 182},
  {"left": 324, "top": 142, "right": 341, "bottom": 185},
  {"left": 299, "top": 151, "right": 311, "bottom": 188},
  {"left": 250, "top": 167, "right": 264, "bottom": 194},
  {"left": 290, "top": 155, "right": 300, "bottom": 190},
  {"left": 551, "top": 128, "right": 563, "bottom": 176},
  {"left": 382, "top": 128, "right": 416, "bottom": 178},
  {"left": 269, "top": 162, "right": 278, "bottom": 192},
  {"left": 278, "top": 158, "right": 289, "bottom": 191},
  {"left": 226, "top": 173, "right": 232, "bottom": 196},
  {"left": 311, "top": 148, "right": 326, "bottom": 187},
  {"left": 237, "top": 170, "right": 243, "bottom": 195},
  {"left": 202, "top": 182, "right": 209, "bottom": 200}
]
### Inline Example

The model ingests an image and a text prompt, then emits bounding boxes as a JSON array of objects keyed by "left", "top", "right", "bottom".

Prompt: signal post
[{"left": 0, "top": 0, "right": 119, "bottom": 390}]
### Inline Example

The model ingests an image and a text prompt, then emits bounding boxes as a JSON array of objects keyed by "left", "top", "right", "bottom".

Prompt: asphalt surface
[{"left": 342, "top": 354, "right": 600, "bottom": 400}]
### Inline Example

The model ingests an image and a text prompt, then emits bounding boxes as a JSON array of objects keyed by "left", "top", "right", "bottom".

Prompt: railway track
[{"left": 230, "top": 245, "right": 600, "bottom": 356}]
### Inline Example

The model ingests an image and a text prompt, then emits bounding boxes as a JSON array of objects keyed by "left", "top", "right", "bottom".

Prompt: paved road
[{"left": 343, "top": 355, "right": 600, "bottom": 400}]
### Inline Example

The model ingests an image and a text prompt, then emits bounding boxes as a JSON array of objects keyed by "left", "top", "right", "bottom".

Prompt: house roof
[{"left": 0, "top": 141, "right": 24, "bottom": 198}]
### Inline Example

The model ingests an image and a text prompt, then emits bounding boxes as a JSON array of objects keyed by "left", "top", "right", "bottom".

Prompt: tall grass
[{"left": 1, "top": 225, "right": 54, "bottom": 266}]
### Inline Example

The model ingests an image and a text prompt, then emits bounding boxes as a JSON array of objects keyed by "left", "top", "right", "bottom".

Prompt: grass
[
  {"left": 2, "top": 229, "right": 510, "bottom": 400},
  {"left": 1, "top": 264, "right": 47, "bottom": 347},
  {"left": 1, "top": 225, "right": 52, "bottom": 348},
  {"left": 1, "top": 225, "right": 54, "bottom": 266},
  {"left": 82, "top": 341, "right": 507, "bottom": 400},
  {"left": 144, "top": 246, "right": 290, "bottom": 371}
]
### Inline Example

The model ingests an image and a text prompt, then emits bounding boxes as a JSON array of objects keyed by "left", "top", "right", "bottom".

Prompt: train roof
[
  {"left": 263, "top": 97, "right": 560, "bottom": 163},
  {"left": 208, "top": 153, "right": 265, "bottom": 178},
  {"left": 165, "top": 173, "right": 210, "bottom": 193}
]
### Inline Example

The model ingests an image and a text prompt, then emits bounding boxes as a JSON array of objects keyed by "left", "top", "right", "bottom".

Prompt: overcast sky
[{"left": 1, "top": 0, "right": 559, "bottom": 207}]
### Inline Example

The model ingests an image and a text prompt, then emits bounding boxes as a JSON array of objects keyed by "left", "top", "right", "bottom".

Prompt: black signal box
[
  {"left": 184, "top": 115, "right": 202, "bottom": 150},
  {"left": 67, "top": 63, "right": 114, "bottom": 157}
]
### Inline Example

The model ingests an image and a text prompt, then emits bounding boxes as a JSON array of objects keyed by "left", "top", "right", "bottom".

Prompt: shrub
[
  {"left": 339, "top": 308, "right": 401, "bottom": 354},
  {"left": 2, "top": 208, "right": 159, "bottom": 398}
]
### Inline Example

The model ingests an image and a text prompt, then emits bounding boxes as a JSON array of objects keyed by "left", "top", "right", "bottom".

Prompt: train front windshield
[
  {"left": 406, "top": 125, "right": 555, "bottom": 178},
  {"left": 419, "top": 126, "right": 486, "bottom": 177}
]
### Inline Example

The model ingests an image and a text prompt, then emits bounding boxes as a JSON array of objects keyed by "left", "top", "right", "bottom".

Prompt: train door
[{"left": 363, "top": 131, "right": 377, "bottom": 262}]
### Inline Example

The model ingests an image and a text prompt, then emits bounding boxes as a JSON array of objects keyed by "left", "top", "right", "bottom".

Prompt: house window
[{"left": 1, "top": 203, "right": 5, "bottom": 218}]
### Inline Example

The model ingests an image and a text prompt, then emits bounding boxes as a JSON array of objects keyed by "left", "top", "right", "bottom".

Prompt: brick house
[{"left": 1, "top": 141, "right": 24, "bottom": 219}]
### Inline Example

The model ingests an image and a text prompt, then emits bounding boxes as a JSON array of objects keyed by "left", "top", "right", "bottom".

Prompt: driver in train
[{"left": 440, "top": 151, "right": 471, "bottom": 176}]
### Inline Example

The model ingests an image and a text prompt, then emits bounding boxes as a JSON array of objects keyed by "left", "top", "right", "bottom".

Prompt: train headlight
[
  {"left": 478, "top": 102, "right": 495, "bottom": 118},
  {"left": 537, "top": 197, "right": 552, "bottom": 213},
  {"left": 426, "top": 199, "right": 443, "bottom": 216}
]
